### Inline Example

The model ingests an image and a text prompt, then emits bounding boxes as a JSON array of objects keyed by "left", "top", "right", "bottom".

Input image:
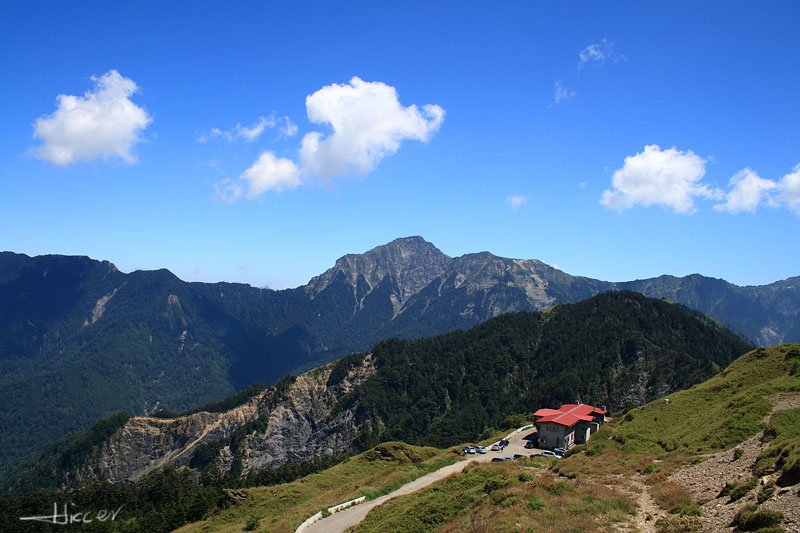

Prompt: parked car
[
  {"left": 477, "top": 446, "right": 488, "bottom": 454},
  {"left": 524, "top": 441, "right": 536, "bottom": 449},
  {"left": 553, "top": 447, "right": 567, "bottom": 456},
  {"left": 499, "top": 439, "right": 510, "bottom": 447},
  {"left": 463, "top": 446, "right": 477, "bottom": 454},
  {"left": 491, "top": 457, "right": 505, "bottom": 462},
  {"left": 490, "top": 443, "right": 502, "bottom": 451},
  {"left": 540, "top": 451, "right": 561, "bottom": 458},
  {"left": 513, "top": 454, "right": 526, "bottom": 460}
]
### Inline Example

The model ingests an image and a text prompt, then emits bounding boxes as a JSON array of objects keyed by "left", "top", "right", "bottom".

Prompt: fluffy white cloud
[
  {"left": 31, "top": 70, "right": 151, "bottom": 166},
  {"left": 213, "top": 151, "right": 300, "bottom": 203},
  {"left": 198, "top": 114, "right": 297, "bottom": 143},
  {"left": 714, "top": 168, "right": 778, "bottom": 213},
  {"left": 241, "top": 151, "right": 301, "bottom": 197},
  {"left": 217, "top": 77, "right": 444, "bottom": 201},
  {"left": 299, "top": 77, "right": 445, "bottom": 179},
  {"left": 601, "top": 145, "right": 721, "bottom": 214},
  {"left": 578, "top": 38, "right": 626, "bottom": 70},
  {"left": 506, "top": 195, "right": 528, "bottom": 210},
  {"left": 553, "top": 80, "right": 575, "bottom": 104},
  {"left": 777, "top": 164, "right": 800, "bottom": 214}
]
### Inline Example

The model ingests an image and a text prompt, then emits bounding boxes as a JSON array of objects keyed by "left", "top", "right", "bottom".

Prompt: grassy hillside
[
  {"left": 556, "top": 344, "right": 800, "bottom": 480},
  {"left": 354, "top": 460, "right": 636, "bottom": 533},
  {"left": 337, "top": 345, "right": 800, "bottom": 533},
  {"left": 181, "top": 345, "right": 797, "bottom": 533},
  {"left": 176, "top": 442, "right": 458, "bottom": 533}
]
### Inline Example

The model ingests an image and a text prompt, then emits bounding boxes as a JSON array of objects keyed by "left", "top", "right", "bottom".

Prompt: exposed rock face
[
  {"left": 72, "top": 396, "right": 261, "bottom": 484},
  {"left": 239, "top": 355, "right": 375, "bottom": 474},
  {"left": 69, "top": 355, "right": 376, "bottom": 484},
  {"left": 306, "top": 236, "right": 451, "bottom": 314}
]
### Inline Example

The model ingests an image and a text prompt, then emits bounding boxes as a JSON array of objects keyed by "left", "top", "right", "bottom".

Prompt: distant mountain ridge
[
  {"left": 0, "top": 237, "right": 797, "bottom": 468},
  {"left": 8, "top": 292, "right": 753, "bottom": 490}
]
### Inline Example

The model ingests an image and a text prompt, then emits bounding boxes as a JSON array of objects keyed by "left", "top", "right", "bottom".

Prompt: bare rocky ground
[{"left": 668, "top": 393, "right": 800, "bottom": 532}]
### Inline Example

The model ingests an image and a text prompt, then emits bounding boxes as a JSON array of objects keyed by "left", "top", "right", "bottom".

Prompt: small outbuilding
[{"left": 533, "top": 403, "right": 607, "bottom": 450}]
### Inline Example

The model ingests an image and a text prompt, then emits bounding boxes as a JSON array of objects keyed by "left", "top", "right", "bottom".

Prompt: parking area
[{"left": 463, "top": 428, "right": 550, "bottom": 463}]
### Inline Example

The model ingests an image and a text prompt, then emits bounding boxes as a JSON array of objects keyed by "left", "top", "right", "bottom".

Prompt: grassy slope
[
  {"left": 347, "top": 345, "right": 800, "bottom": 533},
  {"left": 556, "top": 344, "right": 800, "bottom": 481},
  {"left": 181, "top": 345, "right": 800, "bottom": 533},
  {"left": 176, "top": 442, "right": 459, "bottom": 533},
  {"left": 354, "top": 460, "right": 636, "bottom": 533}
]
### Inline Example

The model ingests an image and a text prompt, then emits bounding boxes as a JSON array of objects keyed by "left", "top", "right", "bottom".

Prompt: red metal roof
[{"left": 534, "top": 403, "right": 606, "bottom": 428}]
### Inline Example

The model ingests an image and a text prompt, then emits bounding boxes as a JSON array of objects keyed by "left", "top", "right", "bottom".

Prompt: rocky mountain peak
[{"left": 305, "top": 236, "right": 452, "bottom": 304}]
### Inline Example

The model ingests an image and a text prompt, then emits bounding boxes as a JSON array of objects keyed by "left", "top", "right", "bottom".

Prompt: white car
[
  {"left": 477, "top": 446, "right": 488, "bottom": 454},
  {"left": 490, "top": 443, "right": 502, "bottom": 451}
]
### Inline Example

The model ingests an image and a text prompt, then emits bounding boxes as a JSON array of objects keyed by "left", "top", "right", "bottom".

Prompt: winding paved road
[{"left": 302, "top": 427, "right": 539, "bottom": 533}]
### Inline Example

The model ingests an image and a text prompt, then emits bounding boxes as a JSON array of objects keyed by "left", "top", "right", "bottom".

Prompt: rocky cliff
[{"left": 65, "top": 354, "right": 375, "bottom": 484}]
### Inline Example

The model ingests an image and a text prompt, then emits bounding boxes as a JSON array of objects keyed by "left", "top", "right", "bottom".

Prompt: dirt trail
[{"left": 610, "top": 476, "right": 667, "bottom": 533}]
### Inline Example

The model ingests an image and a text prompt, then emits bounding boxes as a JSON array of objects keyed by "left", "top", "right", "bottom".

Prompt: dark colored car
[{"left": 524, "top": 441, "right": 536, "bottom": 449}]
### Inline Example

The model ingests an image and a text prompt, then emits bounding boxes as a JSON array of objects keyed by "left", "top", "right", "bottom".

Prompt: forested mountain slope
[
  {"left": 6, "top": 292, "right": 752, "bottom": 493},
  {"left": 1, "top": 237, "right": 794, "bottom": 468}
]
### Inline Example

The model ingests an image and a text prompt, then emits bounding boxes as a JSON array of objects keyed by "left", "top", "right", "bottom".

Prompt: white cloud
[
  {"left": 213, "top": 178, "right": 244, "bottom": 204},
  {"left": 578, "top": 38, "right": 626, "bottom": 70},
  {"left": 217, "top": 77, "right": 445, "bottom": 201},
  {"left": 553, "top": 80, "right": 575, "bottom": 104},
  {"left": 777, "top": 164, "right": 800, "bottom": 214},
  {"left": 31, "top": 70, "right": 152, "bottom": 166},
  {"left": 236, "top": 116, "right": 271, "bottom": 142},
  {"left": 198, "top": 113, "right": 298, "bottom": 143},
  {"left": 506, "top": 195, "right": 528, "bottom": 210},
  {"left": 299, "top": 77, "right": 445, "bottom": 179},
  {"left": 241, "top": 151, "right": 301, "bottom": 197},
  {"left": 601, "top": 145, "right": 721, "bottom": 214},
  {"left": 213, "top": 151, "right": 301, "bottom": 203},
  {"left": 281, "top": 116, "right": 298, "bottom": 138},
  {"left": 713, "top": 168, "right": 778, "bottom": 213}
]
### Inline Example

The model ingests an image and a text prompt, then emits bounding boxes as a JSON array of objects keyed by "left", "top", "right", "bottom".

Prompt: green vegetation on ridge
[{"left": 346, "top": 292, "right": 752, "bottom": 448}]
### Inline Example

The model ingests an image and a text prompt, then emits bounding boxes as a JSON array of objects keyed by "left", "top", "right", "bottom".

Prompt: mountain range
[
  {"left": 0, "top": 236, "right": 797, "bottom": 468},
  {"left": 7, "top": 291, "right": 752, "bottom": 491}
]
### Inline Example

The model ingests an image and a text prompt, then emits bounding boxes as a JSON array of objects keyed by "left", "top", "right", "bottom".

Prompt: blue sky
[{"left": 1, "top": 1, "right": 798, "bottom": 288}]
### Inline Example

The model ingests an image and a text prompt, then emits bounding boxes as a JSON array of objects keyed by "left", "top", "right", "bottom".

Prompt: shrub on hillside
[
  {"left": 720, "top": 478, "right": 756, "bottom": 501},
  {"left": 733, "top": 504, "right": 784, "bottom": 531}
]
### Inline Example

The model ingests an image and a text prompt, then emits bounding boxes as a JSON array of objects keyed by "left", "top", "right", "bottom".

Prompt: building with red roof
[{"left": 533, "top": 403, "right": 607, "bottom": 450}]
